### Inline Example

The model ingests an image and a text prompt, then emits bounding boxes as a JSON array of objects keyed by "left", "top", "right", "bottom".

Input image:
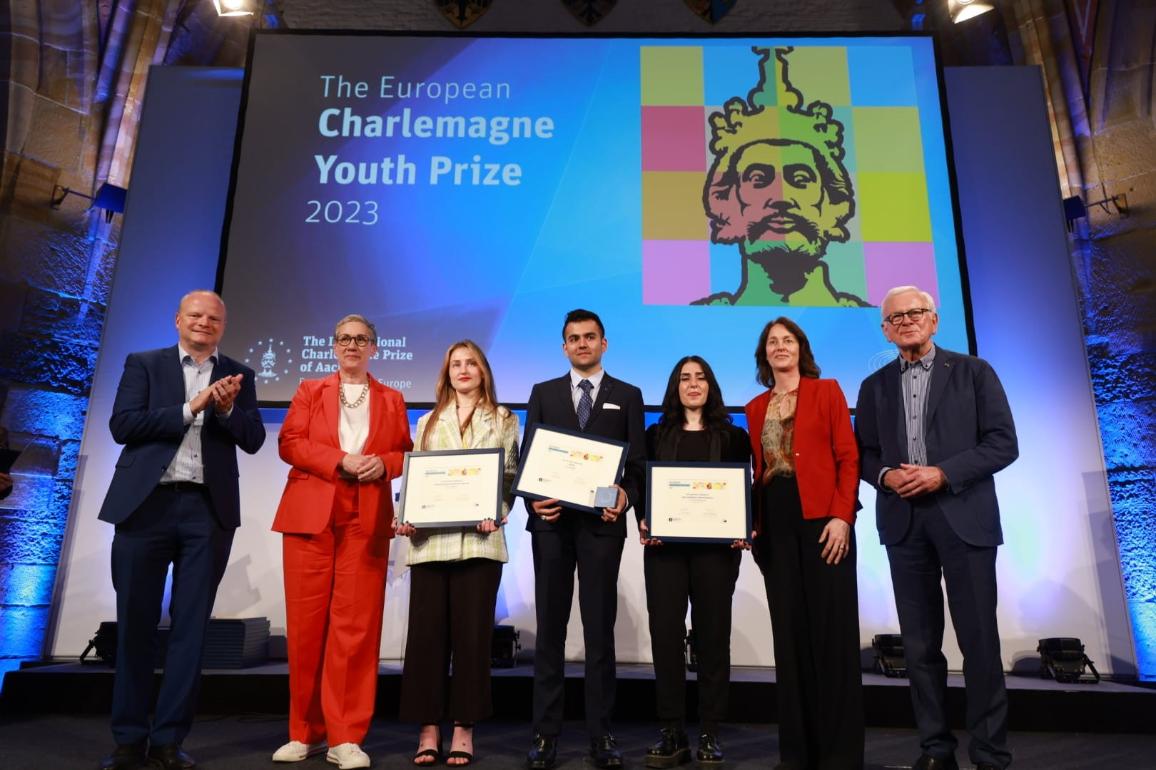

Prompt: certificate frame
[
  {"left": 512, "top": 424, "right": 628, "bottom": 513},
  {"left": 645, "top": 461, "right": 751, "bottom": 544},
  {"left": 397, "top": 448, "right": 504, "bottom": 528}
]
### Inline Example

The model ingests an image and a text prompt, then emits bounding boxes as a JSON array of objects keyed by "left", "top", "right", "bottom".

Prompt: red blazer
[
  {"left": 273, "top": 375, "right": 412, "bottom": 537},
  {"left": 745, "top": 377, "right": 859, "bottom": 524}
]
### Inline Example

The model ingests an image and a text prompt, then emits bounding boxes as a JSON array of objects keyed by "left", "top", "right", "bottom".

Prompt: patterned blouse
[
  {"left": 405, "top": 405, "right": 521, "bottom": 565},
  {"left": 760, "top": 389, "right": 798, "bottom": 480}
]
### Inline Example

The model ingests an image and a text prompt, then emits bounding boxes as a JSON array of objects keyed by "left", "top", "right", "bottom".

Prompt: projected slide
[{"left": 219, "top": 33, "right": 969, "bottom": 405}]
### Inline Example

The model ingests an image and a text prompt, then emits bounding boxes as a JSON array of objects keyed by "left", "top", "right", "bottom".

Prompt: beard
[{"left": 743, "top": 239, "right": 828, "bottom": 298}]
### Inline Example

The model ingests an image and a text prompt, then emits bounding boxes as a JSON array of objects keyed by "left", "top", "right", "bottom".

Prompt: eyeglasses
[
  {"left": 884, "top": 308, "right": 933, "bottom": 326},
  {"left": 335, "top": 334, "right": 372, "bottom": 348}
]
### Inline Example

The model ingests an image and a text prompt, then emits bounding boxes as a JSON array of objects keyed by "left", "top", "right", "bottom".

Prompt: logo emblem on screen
[{"left": 245, "top": 338, "right": 293, "bottom": 383}]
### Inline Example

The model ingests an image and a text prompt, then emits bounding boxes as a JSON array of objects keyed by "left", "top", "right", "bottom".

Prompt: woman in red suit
[
  {"left": 745, "top": 317, "right": 864, "bottom": 770},
  {"left": 271, "top": 314, "right": 413, "bottom": 770}
]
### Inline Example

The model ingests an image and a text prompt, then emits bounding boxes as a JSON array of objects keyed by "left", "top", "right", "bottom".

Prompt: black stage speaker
[
  {"left": 872, "top": 633, "right": 907, "bottom": 678},
  {"left": 1038, "top": 637, "right": 1100, "bottom": 684},
  {"left": 491, "top": 624, "right": 521, "bottom": 668},
  {"left": 79, "top": 618, "right": 270, "bottom": 669}
]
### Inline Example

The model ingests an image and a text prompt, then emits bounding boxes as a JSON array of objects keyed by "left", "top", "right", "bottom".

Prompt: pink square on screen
[
  {"left": 642, "top": 106, "right": 707, "bottom": 172},
  {"left": 864, "top": 242, "right": 940, "bottom": 306},
  {"left": 643, "top": 241, "right": 710, "bottom": 304}
]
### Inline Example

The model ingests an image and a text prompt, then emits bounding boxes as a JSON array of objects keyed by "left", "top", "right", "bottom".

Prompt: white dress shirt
[
  {"left": 569, "top": 368, "right": 605, "bottom": 413},
  {"left": 159, "top": 345, "right": 218, "bottom": 484}
]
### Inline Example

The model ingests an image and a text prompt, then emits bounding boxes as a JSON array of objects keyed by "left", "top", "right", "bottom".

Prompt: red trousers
[{"left": 282, "top": 481, "right": 389, "bottom": 745}]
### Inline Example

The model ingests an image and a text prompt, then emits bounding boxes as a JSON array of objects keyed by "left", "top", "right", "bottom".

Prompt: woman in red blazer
[
  {"left": 271, "top": 314, "right": 413, "bottom": 770},
  {"left": 744, "top": 316, "right": 864, "bottom": 770}
]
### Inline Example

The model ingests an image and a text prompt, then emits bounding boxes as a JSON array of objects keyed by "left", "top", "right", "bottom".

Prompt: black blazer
[
  {"left": 523, "top": 372, "right": 647, "bottom": 537},
  {"left": 98, "top": 345, "right": 266, "bottom": 528},
  {"left": 855, "top": 346, "right": 1017, "bottom": 547}
]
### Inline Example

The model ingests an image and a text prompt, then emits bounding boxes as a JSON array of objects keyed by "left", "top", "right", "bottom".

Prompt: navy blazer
[
  {"left": 855, "top": 346, "right": 1017, "bottom": 547},
  {"left": 523, "top": 373, "right": 647, "bottom": 537},
  {"left": 98, "top": 345, "right": 266, "bottom": 528}
]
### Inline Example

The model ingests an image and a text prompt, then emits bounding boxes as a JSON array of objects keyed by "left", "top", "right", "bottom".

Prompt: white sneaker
[
  {"left": 273, "top": 740, "right": 327, "bottom": 762},
  {"left": 327, "top": 742, "right": 371, "bottom": 769}
]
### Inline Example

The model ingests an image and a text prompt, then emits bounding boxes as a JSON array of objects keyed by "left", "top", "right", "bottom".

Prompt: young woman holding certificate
[
  {"left": 745, "top": 317, "right": 864, "bottom": 770},
  {"left": 640, "top": 356, "right": 750, "bottom": 768},
  {"left": 395, "top": 340, "right": 520, "bottom": 767}
]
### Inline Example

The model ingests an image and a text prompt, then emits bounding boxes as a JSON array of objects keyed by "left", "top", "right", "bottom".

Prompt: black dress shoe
[
  {"left": 696, "top": 733, "right": 724, "bottom": 764},
  {"left": 146, "top": 744, "right": 197, "bottom": 770},
  {"left": 527, "top": 734, "right": 558, "bottom": 770},
  {"left": 645, "top": 727, "right": 690, "bottom": 768},
  {"left": 912, "top": 754, "right": 959, "bottom": 770},
  {"left": 975, "top": 764, "right": 1001, "bottom": 770},
  {"left": 590, "top": 735, "right": 623, "bottom": 769},
  {"left": 98, "top": 743, "right": 148, "bottom": 770}
]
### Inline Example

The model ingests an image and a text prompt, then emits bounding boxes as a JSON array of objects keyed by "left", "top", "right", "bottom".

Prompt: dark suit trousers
[
  {"left": 886, "top": 500, "right": 1010, "bottom": 768},
  {"left": 644, "top": 543, "right": 740, "bottom": 732},
  {"left": 760, "top": 476, "right": 864, "bottom": 770},
  {"left": 110, "top": 484, "right": 233, "bottom": 746},
  {"left": 400, "top": 558, "right": 503, "bottom": 724},
  {"left": 531, "top": 515, "right": 625, "bottom": 738}
]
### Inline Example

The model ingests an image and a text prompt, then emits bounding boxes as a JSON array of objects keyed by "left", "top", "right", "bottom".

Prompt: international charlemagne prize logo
[{"left": 245, "top": 337, "right": 294, "bottom": 383}]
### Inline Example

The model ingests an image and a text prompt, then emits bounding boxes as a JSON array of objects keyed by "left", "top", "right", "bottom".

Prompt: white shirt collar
[
  {"left": 178, "top": 343, "right": 218, "bottom": 366},
  {"left": 570, "top": 368, "right": 605, "bottom": 390}
]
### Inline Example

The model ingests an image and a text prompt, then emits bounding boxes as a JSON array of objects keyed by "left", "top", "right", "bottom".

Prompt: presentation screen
[{"left": 219, "top": 32, "right": 970, "bottom": 406}]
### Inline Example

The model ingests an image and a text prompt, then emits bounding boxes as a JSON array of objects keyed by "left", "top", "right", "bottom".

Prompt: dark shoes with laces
[
  {"left": 645, "top": 727, "right": 690, "bottom": 768},
  {"left": 695, "top": 734, "right": 724, "bottom": 764},
  {"left": 590, "top": 734, "right": 623, "bottom": 769}
]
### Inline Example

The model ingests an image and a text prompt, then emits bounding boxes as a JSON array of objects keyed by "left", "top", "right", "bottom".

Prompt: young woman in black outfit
[{"left": 640, "top": 356, "right": 751, "bottom": 768}]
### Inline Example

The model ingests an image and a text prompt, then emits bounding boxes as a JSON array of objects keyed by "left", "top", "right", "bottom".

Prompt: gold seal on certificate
[
  {"left": 513, "top": 424, "right": 628, "bottom": 513},
  {"left": 397, "top": 448, "right": 505, "bottom": 527},
  {"left": 645, "top": 462, "right": 751, "bottom": 543}
]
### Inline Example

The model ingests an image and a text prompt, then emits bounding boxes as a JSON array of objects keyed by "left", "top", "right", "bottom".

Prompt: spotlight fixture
[
  {"left": 1037, "top": 637, "right": 1100, "bottom": 684},
  {"left": 213, "top": 0, "right": 253, "bottom": 17},
  {"left": 948, "top": 0, "right": 995, "bottom": 23}
]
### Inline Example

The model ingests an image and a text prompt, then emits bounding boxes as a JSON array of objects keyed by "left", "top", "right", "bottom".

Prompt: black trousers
[
  {"left": 760, "top": 476, "right": 864, "bottom": 770},
  {"left": 531, "top": 517, "right": 625, "bottom": 738},
  {"left": 644, "top": 543, "right": 741, "bottom": 732},
  {"left": 399, "top": 558, "right": 503, "bottom": 724},
  {"left": 886, "top": 501, "right": 1009, "bottom": 768},
  {"left": 110, "top": 484, "right": 233, "bottom": 746}
]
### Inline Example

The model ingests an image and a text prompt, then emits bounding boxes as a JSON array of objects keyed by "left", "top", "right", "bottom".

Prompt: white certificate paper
[
  {"left": 646, "top": 462, "right": 751, "bottom": 543},
  {"left": 398, "top": 448, "right": 504, "bottom": 527},
  {"left": 513, "top": 425, "right": 628, "bottom": 512}
]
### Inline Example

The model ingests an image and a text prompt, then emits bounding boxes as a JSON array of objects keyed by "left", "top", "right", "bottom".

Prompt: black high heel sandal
[
  {"left": 446, "top": 722, "right": 475, "bottom": 766},
  {"left": 413, "top": 724, "right": 443, "bottom": 766}
]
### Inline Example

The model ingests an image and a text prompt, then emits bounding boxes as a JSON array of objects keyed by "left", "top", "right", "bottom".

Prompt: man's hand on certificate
[
  {"left": 531, "top": 497, "right": 562, "bottom": 523},
  {"left": 600, "top": 484, "right": 627, "bottom": 523},
  {"left": 638, "top": 519, "right": 662, "bottom": 547}
]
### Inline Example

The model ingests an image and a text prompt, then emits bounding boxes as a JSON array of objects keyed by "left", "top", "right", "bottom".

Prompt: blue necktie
[{"left": 577, "top": 379, "right": 593, "bottom": 430}]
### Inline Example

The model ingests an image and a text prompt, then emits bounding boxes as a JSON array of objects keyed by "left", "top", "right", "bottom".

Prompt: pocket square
[{"left": 602, "top": 402, "right": 621, "bottom": 410}]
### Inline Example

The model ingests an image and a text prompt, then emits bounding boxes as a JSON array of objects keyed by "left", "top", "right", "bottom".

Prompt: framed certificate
[
  {"left": 645, "top": 462, "right": 751, "bottom": 543},
  {"left": 513, "top": 424, "right": 628, "bottom": 513},
  {"left": 397, "top": 448, "right": 504, "bottom": 528}
]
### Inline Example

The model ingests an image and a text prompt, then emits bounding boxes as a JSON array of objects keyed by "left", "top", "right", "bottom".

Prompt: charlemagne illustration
[{"left": 695, "top": 47, "right": 868, "bottom": 307}]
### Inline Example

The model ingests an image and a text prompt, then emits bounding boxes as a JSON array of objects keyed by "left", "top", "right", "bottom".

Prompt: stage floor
[
  {"left": 4, "top": 661, "right": 1154, "bottom": 737},
  {"left": 1, "top": 713, "right": 1154, "bottom": 770}
]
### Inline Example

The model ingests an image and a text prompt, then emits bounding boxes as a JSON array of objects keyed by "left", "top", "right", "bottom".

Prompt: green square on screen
[
  {"left": 781, "top": 47, "right": 850, "bottom": 107},
  {"left": 641, "top": 47, "right": 704, "bottom": 106},
  {"left": 853, "top": 107, "right": 924, "bottom": 173},
  {"left": 858, "top": 172, "right": 932, "bottom": 242}
]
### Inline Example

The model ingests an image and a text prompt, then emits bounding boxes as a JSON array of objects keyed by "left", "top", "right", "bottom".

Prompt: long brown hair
[
  {"left": 754, "top": 316, "right": 821, "bottom": 388},
  {"left": 419, "top": 340, "right": 506, "bottom": 450}
]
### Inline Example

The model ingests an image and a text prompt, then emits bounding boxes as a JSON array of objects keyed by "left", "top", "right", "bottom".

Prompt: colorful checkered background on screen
[{"left": 640, "top": 45, "right": 940, "bottom": 307}]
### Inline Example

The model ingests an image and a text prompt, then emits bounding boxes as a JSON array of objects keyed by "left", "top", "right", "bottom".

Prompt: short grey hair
[
  {"left": 334, "top": 313, "right": 378, "bottom": 341},
  {"left": 178, "top": 289, "right": 225, "bottom": 311},
  {"left": 881, "top": 285, "right": 936, "bottom": 318}
]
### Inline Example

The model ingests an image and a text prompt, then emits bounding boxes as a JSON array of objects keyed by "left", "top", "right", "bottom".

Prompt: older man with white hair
[{"left": 855, "top": 286, "right": 1018, "bottom": 770}]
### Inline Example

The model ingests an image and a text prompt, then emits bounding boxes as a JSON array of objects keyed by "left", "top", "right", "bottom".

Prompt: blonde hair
[
  {"left": 420, "top": 340, "right": 509, "bottom": 451},
  {"left": 334, "top": 313, "right": 378, "bottom": 340}
]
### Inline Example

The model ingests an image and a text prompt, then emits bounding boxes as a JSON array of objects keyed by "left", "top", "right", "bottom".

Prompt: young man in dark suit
[
  {"left": 856, "top": 286, "right": 1018, "bottom": 770},
  {"left": 97, "top": 290, "right": 266, "bottom": 770},
  {"left": 523, "top": 309, "right": 646, "bottom": 770}
]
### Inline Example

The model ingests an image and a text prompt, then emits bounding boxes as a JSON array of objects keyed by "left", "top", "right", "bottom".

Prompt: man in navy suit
[
  {"left": 856, "top": 286, "right": 1017, "bottom": 770},
  {"left": 97, "top": 290, "right": 266, "bottom": 770},
  {"left": 523, "top": 309, "right": 646, "bottom": 770}
]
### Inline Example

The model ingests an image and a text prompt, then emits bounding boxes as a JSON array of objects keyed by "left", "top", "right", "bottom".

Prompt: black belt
[{"left": 161, "top": 481, "right": 207, "bottom": 493}]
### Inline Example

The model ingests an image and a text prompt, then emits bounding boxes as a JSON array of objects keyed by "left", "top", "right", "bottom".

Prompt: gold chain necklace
[{"left": 339, "top": 382, "right": 369, "bottom": 409}]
